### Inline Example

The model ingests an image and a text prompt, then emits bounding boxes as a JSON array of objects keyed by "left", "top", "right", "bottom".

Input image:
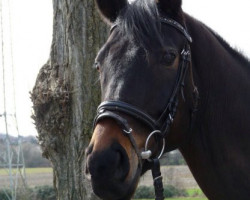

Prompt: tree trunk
[{"left": 31, "top": 0, "right": 107, "bottom": 199}]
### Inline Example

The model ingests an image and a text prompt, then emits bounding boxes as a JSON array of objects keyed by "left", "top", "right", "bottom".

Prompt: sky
[{"left": 0, "top": 0, "right": 249, "bottom": 136}]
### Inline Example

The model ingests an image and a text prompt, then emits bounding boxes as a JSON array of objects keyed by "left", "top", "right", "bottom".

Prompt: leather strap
[
  {"left": 94, "top": 110, "right": 142, "bottom": 169},
  {"left": 151, "top": 159, "right": 164, "bottom": 200},
  {"left": 96, "top": 101, "right": 159, "bottom": 130}
]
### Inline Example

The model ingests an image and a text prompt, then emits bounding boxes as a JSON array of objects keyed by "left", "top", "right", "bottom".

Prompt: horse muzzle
[{"left": 85, "top": 139, "right": 138, "bottom": 200}]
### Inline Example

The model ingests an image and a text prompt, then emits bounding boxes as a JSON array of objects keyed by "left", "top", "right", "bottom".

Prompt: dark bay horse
[{"left": 85, "top": 0, "right": 250, "bottom": 199}]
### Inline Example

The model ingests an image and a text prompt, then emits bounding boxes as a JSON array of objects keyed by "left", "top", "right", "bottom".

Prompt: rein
[{"left": 94, "top": 17, "right": 193, "bottom": 200}]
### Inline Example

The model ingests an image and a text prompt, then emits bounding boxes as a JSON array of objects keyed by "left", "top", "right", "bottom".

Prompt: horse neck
[
  {"left": 186, "top": 14, "right": 250, "bottom": 138},
  {"left": 179, "top": 15, "right": 250, "bottom": 199}
]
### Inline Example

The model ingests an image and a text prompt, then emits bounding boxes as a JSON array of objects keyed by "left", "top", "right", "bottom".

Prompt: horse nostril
[
  {"left": 85, "top": 144, "right": 94, "bottom": 178},
  {"left": 85, "top": 144, "right": 93, "bottom": 156},
  {"left": 87, "top": 142, "right": 130, "bottom": 182},
  {"left": 113, "top": 147, "right": 129, "bottom": 181}
]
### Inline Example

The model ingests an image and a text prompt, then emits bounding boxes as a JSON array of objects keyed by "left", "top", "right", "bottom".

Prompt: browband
[
  {"left": 159, "top": 17, "right": 192, "bottom": 43},
  {"left": 110, "top": 17, "right": 193, "bottom": 44}
]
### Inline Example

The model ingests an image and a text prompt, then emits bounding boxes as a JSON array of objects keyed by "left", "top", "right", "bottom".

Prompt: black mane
[
  {"left": 116, "top": 0, "right": 163, "bottom": 49},
  {"left": 206, "top": 26, "right": 250, "bottom": 68}
]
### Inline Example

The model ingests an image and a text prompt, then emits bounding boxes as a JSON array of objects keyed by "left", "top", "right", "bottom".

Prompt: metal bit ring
[{"left": 144, "top": 130, "right": 165, "bottom": 161}]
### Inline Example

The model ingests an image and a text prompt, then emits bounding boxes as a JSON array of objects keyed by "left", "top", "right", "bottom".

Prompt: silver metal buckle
[
  {"left": 169, "top": 114, "right": 173, "bottom": 123},
  {"left": 123, "top": 128, "right": 133, "bottom": 134}
]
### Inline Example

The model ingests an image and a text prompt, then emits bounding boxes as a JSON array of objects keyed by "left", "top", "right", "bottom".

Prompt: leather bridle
[{"left": 93, "top": 17, "right": 193, "bottom": 200}]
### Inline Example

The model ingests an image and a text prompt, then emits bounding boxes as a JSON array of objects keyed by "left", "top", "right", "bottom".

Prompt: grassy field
[
  {"left": 134, "top": 188, "right": 207, "bottom": 200},
  {"left": 136, "top": 198, "right": 207, "bottom": 200},
  {"left": 1, "top": 168, "right": 208, "bottom": 200},
  {"left": 166, "top": 198, "right": 207, "bottom": 200},
  {"left": 186, "top": 188, "right": 204, "bottom": 197},
  {"left": 0, "top": 167, "right": 52, "bottom": 175},
  {"left": 0, "top": 168, "right": 53, "bottom": 188}
]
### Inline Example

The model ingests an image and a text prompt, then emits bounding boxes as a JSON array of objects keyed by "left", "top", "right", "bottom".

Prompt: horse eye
[{"left": 161, "top": 52, "right": 176, "bottom": 66}]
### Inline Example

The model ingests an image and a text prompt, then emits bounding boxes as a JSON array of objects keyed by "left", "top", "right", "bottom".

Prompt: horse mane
[
  {"left": 116, "top": 0, "right": 163, "bottom": 49},
  {"left": 205, "top": 26, "right": 250, "bottom": 68}
]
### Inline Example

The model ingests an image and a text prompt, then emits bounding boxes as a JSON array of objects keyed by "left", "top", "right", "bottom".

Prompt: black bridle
[{"left": 94, "top": 17, "right": 192, "bottom": 200}]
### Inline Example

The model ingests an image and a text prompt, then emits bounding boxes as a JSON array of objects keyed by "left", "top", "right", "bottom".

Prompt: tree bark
[{"left": 31, "top": 0, "right": 107, "bottom": 199}]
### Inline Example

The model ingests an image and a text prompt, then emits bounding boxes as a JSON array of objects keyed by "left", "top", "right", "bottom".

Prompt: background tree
[
  {"left": 31, "top": 0, "right": 107, "bottom": 199},
  {"left": 22, "top": 142, "right": 51, "bottom": 168}
]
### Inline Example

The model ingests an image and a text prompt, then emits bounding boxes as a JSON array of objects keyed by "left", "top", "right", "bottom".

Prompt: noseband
[{"left": 94, "top": 17, "right": 192, "bottom": 200}]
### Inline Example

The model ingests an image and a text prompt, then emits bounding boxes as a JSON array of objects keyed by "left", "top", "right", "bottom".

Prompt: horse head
[{"left": 85, "top": 0, "right": 197, "bottom": 199}]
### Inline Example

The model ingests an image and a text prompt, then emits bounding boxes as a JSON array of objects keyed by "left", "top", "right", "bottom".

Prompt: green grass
[
  {"left": 0, "top": 167, "right": 52, "bottom": 175},
  {"left": 136, "top": 198, "right": 207, "bottom": 200},
  {"left": 186, "top": 188, "right": 204, "bottom": 197},
  {"left": 134, "top": 188, "right": 208, "bottom": 200},
  {"left": 165, "top": 198, "right": 207, "bottom": 200}
]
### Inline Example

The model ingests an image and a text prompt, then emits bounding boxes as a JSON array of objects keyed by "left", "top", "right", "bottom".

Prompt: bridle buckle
[
  {"left": 168, "top": 113, "right": 173, "bottom": 123},
  {"left": 123, "top": 128, "right": 132, "bottom": 135}
]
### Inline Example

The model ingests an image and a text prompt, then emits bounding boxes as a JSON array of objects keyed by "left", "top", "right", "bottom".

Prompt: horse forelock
[{"left": 116, "top": 0, "right": 163, "bottom": 49}]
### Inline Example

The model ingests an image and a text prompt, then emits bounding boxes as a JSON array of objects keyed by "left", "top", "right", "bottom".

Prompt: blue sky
[{"left": 0, "top": 0, "right": 249, "bottom": 136}]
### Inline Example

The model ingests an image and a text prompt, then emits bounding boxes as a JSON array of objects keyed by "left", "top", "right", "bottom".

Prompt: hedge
[
  {"left": 0, "top": 185, "right": 186, "bottom": 200},
  {"left": 0, "top": 185, "right": 56, "bottom": 200},
  {"left": 133, "top": 185, "right": 187, "bottom": 199}
]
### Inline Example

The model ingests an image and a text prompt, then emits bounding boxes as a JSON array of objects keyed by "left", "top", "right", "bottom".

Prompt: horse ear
[
  {"left": 96, "top": 0, "right": 128, "bottom": 24},
  {"left": 157, "top": 0, "right": 182, "bottom": 16}
]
